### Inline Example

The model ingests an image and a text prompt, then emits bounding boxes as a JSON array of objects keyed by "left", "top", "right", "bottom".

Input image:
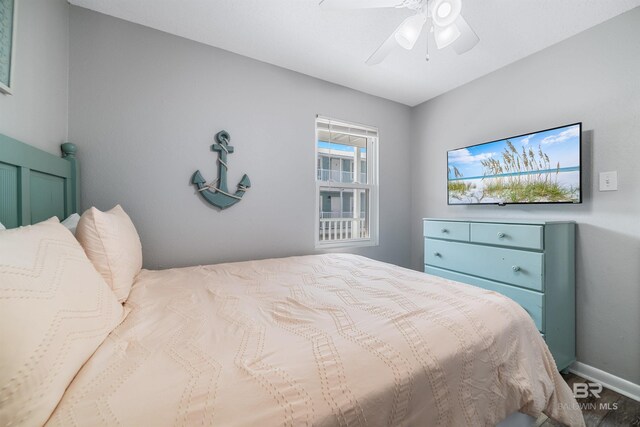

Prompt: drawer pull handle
[
  {"left": 441, "top": 228, "right": 448, "bottom": 233},
  {"left": 434, "top": 252, "right": 442, "bottom": 257},
  {"left": 512, "top": 265, "right": 521, "bottom": 272},
  {"left": 497, "top": 232, "right": 506, "bottom": 238}
]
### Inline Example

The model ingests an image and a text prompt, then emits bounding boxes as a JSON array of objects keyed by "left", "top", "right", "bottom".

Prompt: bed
[{"left": 0, "top": 134, "right": 584, "bottom": 426}]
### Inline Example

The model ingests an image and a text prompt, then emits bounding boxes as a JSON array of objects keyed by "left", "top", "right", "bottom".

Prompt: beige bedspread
[{"left": 46, "top": 254, "right": 584, "bottom": 426}]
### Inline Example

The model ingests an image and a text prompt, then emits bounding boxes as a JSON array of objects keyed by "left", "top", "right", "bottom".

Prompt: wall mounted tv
[{"left": 447, "top": 123, "right": 582, "bottom": 205}]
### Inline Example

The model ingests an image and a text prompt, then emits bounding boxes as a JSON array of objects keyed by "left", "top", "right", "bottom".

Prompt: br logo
[{"left": 573, "top": 382, "right": 602, "bottom": 398}]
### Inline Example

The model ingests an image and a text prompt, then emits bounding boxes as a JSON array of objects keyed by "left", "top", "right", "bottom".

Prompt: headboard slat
[
  {"left": 0, "top": 163, "right": 19, "bottom": 228},
  {"left": 0, "top": 134, "right": 79, "bottom": 228},
  {"left": 19, "top": 166, "right": 30, "bottom": 225}
]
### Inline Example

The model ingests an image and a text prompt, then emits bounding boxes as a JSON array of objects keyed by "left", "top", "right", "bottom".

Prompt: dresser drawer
[
  {"left": 425, "top": 266, "right": 545, "bottom": 332},
  {"left": 425, "top": 239, "right": 544, "bottom": 291},
  {"left": 424, "top": 221, "right": 469, "bottom": 242},
  {"left": 470, "top": 223, "right": 543, "bottom": 250}
]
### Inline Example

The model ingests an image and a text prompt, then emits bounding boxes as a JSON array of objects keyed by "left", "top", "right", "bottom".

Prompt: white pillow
[
  {"left": 76, "top": 205, "right": 143, "bottom": 303},
  {"left": 61, "top": 213, "right": 81, "bottom": 235},
  {"left": 0, "top": 218, "right": 124, "bottom": 426},
  {"left": 0, "top": 215, "right": 81, "bottom": 233}
]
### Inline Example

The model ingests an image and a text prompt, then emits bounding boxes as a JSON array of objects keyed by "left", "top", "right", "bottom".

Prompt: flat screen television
[{"left": 447, "top": 123, "right": 582, "bottom": 205}]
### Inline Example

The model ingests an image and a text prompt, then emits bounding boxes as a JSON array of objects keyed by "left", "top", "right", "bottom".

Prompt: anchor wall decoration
[{"left": 192, "top": 130, "right": 251, "bottom": 209}]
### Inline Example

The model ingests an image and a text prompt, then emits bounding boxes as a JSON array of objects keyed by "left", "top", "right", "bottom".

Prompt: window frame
[{"left": 314, "top": 115, "right": 379, "bottom": 249}]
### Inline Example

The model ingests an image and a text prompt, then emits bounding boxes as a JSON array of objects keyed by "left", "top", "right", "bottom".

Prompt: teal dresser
[{"left": 423, "top": 218, "right": 576, "bottom": 372}]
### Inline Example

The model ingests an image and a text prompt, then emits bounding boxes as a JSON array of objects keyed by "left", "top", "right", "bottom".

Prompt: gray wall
[
  {"left": 68, "top": 7, "right": 412, "bottom": 270},
  {"left": 0, "top": 0, "right": 69, "bottom": 153},
  {"left": 410, "top": 8, "right": 640, "bottom": 384}
]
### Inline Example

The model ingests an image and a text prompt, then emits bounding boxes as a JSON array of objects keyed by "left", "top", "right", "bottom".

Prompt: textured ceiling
[{"left": 69, "top": 0, "right": 640, "bottom": 106}]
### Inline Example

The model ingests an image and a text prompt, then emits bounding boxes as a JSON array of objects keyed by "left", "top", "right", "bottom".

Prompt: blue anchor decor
[{"left": 192, "top": 130, "right": 251, "bottom": 209}]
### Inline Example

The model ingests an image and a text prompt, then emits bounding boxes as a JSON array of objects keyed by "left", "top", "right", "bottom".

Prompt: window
[{"left": 315, "top": 116, "right": 378, "bottom": 247}]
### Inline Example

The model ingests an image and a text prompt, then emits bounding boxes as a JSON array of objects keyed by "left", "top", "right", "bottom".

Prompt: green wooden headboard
[{"left": 0, "top": 133, "right": 79, "bottom": 229}]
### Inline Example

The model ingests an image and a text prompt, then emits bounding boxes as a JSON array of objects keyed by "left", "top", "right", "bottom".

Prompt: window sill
[{"left": 315, "top": 239, "right": 378, "bottom": 250}]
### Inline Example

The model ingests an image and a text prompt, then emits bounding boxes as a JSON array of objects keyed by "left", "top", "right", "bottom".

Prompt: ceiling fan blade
[
  {"left": 452, "top": 15, "right": 479, "bottom": 55},
  {"left": 366, "top": 31, "right": 399, "bottom": 65},
  {"left": 366, "top": 14, "right": 427, "bottom": 65},
  {"left": 319, "top": 0, "right": 404, "bottom": 9}
]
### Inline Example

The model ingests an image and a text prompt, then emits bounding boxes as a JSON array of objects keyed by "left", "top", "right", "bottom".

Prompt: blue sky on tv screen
[{"left": 448, "top": 124, "right": 581, "bottom": 179}]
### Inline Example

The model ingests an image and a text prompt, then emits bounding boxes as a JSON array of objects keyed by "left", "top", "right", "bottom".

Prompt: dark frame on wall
[{"left": 0, "top": 0, "right": 17, "bottom": 95}]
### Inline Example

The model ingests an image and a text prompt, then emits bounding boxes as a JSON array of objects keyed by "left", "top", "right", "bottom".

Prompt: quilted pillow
[
  {"left": 75, "top": 205, "right": 142, "bottom": 302},
  {"left": 0, "top": 218, "right": 124, "bottom": 426}
]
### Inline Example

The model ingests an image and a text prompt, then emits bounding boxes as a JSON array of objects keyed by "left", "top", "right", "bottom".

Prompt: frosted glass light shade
[
  {"left": 394, "top": 13, "right": 427, "bottom": 50},
  {"left": 431, "top": 0, "right": 462, "bottom": 27},
  {"left": 434, "top": 22, "right": 461, "bottom": 49},
  {"left": 437, "top": 3, "right": 451, "bottom": 18}
]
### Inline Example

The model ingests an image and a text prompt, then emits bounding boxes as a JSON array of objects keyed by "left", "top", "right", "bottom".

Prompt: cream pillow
[
  {"left": 76, "top": 205, "right": 142, "bottom": 302},
  {"left": 0, "top": 218, "right": 124, "bottom": 426}
]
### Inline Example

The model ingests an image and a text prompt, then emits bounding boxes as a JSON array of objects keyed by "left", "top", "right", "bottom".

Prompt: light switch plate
[{"left": 599, "top": 171, "right": 618, "bottom": 191}]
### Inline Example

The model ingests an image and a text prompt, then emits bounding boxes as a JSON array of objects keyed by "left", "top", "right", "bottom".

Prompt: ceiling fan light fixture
[
  {"left": 394, "top": 13, "right": 427, "bottom": 50},
  {"left": 437, "top": 3, "right": 451, "bottom": 18},
  {"left": 434, "top": 22, "right": 461, "bottom": 49},
  {"left": 431, "top": 0, "right": 461, "bottom": 27}
]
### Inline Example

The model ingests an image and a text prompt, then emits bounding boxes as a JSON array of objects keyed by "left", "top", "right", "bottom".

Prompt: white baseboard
[{"left": 569, "top": 361, "right": 640, "bottom": 402}]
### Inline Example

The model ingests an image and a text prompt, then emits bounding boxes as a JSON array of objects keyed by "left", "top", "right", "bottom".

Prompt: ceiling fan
[{"left": 319, "top": 0, "right": 479, "bottom": 65}]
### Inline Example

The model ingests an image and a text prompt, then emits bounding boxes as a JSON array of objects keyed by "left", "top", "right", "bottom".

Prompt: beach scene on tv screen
[{"left": 448, "top": 124, "right": 581, "bottom": 204}]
